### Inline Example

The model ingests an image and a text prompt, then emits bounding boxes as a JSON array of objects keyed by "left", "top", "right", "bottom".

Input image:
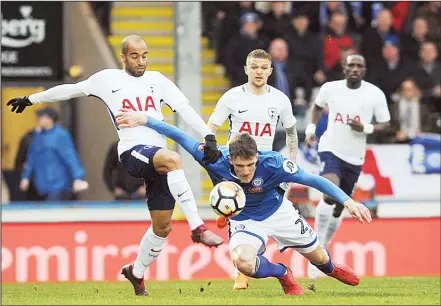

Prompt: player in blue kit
[{"left": 116, "top": 110, "right": 372, "bottom": 295}]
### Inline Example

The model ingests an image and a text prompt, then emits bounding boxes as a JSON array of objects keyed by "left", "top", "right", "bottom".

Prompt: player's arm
[
  {"left": 6, "top": 71, "right": 103, "bottom": 113},
  {"left": 159, "top": 75, "right": 220, "bottom": 163},
  {"left": 285, "top": 125, "right": 298, "bottom": 162},
  {"left": 281, "top": 96, "right": 299, "bottom": 162},
  {"left": 207, "top": 92, "right": 233, "bottom": 135},
  {"left": 115, "top": 111, "right": 206, "bottom": 165},
  {"left": 304, "top": 83, "right": 328, "bottom": 144},
  {"left": 279, "top": 159, "right": 371, "bottom": 223}
]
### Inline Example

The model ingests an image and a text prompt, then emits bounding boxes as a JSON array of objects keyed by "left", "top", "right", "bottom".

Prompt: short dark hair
[
  {"left": 229, "top": 133, "right": 257, "bottom": 159},
  {"left": 121, "top": 35, "right": 147, "bottom": 56}
]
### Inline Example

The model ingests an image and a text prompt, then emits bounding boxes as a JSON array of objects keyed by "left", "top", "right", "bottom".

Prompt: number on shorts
[{"left": 295, "top": 217, "right": 308, "bottom": 235}]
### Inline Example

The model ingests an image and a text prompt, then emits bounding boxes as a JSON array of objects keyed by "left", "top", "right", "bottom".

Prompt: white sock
[
  {"left": 167, "top": 169, "right": 204, "bottom": 230},
  {"left": 315, "top": 199, "right": 333, "bottom": 247},
  {"left": 325, "top": 213, "right": 344, "bottom": 245},
  {"left": 132, "top": 226, "right": 166, "bottom": 279}
]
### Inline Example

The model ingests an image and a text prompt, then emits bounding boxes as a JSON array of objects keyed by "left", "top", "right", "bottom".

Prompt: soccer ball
[{"left": 209, "top": 181, "right": 246, "bottom": 217}]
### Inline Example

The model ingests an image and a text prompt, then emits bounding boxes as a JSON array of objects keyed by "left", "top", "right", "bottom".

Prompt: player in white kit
[
  {"left": 6, "top": 35, "right": 223, "bottom": 296},
  {"left": 207, "top": 49, "right": 299, "bottom": 290},
  {"left": 304, "top": 54, "right": 391, "bottom": 279}
]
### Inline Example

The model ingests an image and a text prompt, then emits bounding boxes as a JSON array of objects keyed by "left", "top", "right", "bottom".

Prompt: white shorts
[{"left": 228, "top": 197, "right": 318, "bottom": 255}]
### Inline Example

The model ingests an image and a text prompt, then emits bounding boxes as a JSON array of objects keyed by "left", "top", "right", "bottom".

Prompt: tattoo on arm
[{"left": 286, "top": 125, "right": 298, "bottom": 162}]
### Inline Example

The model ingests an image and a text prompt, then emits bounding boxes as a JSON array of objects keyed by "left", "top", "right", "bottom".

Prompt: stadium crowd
[{"left": 202, "top": 1, "right": 441, "bottom": 143}]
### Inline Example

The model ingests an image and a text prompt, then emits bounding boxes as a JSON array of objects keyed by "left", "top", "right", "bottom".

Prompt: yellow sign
[{"left": 1, "top": 87, "right": 50, "bottom": 170}]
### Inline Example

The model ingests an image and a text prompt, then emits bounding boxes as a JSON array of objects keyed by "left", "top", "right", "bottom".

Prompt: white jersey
[
  {"left": 209, "top": 84, "right": 296, "bottom": 151},
  {"left": 78, "top": 69, "right": 190, "bottom": 156},
  {"left": 315, "top": 80, "right": 390, "bottom": 165}
]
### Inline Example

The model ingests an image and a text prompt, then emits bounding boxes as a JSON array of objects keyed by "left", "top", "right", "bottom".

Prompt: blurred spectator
[
  {"left": 400, "top": 17, "right": 430, "bottom": 62},
  {"left": 284, "top": 12, "right": 325, "bottom": 103},
  {"left": 103, "top": 141, "right": 145, "bottom": 201},
  {"left": 362, "top": 9, "right": 395, "bottom": 68},
  {"left": 20, "top": 107, "right": 88, "bottom": 201},
  {"left": 326, "top": 48, "right": 357, "bottom": 82},
  {"left": 90, "top": 2, "right": 112, "bottom": 36},
  {"left": 392, "top": 79, "right": 422, "bottom": 143},
  {"left": 202, "top": 2, "right": 237, "bottom": 48},
  {"left": 14, "top": 123, "right": 45, "bottom": 201},
  {"left": 304, "top": 1, "right": 357, "bottom": 33},
  {"left": 261, "top": 2, "right": 292, "bottom": 40},
  {"left": 322, "top": 12, "right": 355, "bottom": 75},
  {"left": 215, "top": 2, "right": 258, "bottom": 64},
  {"left": 369, "top": 35, "right": 413, "bottom": 106},
  {"left": 414, "top": 41, "right": 441, "bottom": 113},
  {"left": 223, "top": 12, "right": 269, "bottom": 86},
  {"left": 383, "top": 1, "right": 410, "bottom": 33},
  {"left": 416, "top": 2, "right": 441, "bottom": 52},
  {"left": 267, "top": 38, "right": 292, "bottom": 99},
  {"left": 2, "top": 172, "right": 10, "bottom": 204}
]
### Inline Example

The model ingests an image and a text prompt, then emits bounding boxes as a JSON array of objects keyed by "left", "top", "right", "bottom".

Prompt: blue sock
[
  {"left": 313, "top": 249, "right": 335, "bottom": 274},
  {"left": 252, "top": 255, "right": 287, "bottom": 279}
]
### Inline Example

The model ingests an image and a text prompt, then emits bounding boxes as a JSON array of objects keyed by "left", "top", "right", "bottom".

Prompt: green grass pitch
[{"left": 2, "top": 276, "right": 440, "bottom": 305}]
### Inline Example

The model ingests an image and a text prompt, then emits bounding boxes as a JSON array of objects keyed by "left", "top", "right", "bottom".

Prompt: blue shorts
[
  {"left": 318, "top": 151, "right": 362, "bottom": 196},
  {"left": 120, "top": 145, "right": 175, "bottom": 211}
]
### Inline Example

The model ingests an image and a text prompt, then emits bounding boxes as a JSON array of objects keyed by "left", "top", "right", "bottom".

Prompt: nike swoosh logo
[
  {"left": 112, "top": 89, "right": 122, "bottom": 93},
  {"left": 177, "top": 189, "right": 190, "bottom": 197},
  {"left": 150, "top": 248, "right": 162, "bottom": 252},
  {"left": 238, "top": 110, "right": 248, "bottom": 113}
]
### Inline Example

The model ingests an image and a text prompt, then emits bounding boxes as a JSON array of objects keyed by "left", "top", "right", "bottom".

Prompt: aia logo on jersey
[
  {"left": 197, "top": 144, "right": 204, "bottom": 152},
  {"left": 122, "top": 96, "right": 157, "bottom": 111},
  {"left": 239, "top": 122, "right": 272, "bottom": 137},
  {"left": 268, "top": 107, "right": 277, "bottom": 119},
  {"left": 334, "top": 113, "right": 360, "bottom": 124}
]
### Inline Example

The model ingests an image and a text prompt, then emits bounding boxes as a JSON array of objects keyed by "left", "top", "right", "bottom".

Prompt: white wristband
[
  {"left": 305, "top": 123, "right": 316, "bottom": 137},
  {"left": 363, "top": 124, "right": 374, "bottom": 134}
]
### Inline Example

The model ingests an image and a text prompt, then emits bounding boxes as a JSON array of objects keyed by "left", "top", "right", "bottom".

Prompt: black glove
[
  {"left": 203, "top": 134, "right": 221, "bottom": 164},
  {"left": 7, "top": 96, "right": 33, "bottom": 113}
]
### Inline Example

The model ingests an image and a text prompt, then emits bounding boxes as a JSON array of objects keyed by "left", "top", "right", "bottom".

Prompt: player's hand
[
  {"left": 304, "top": 134, "right": 317, "bottom": 148},
  {"left": 115, "top": 109, "right": 148, "bottom": 128},
  {"left": 19, "top": 179, "right": 30, "bottom": 191},
  {"left": 203, "top": 134, "right": 221, "bottom": 164},
  {"left": 347, "top": 119, "right": 364, "bottom": 132},
  {"left": 7, "top": 96, "right": 33, "bottom": 113},
  {"left": 343, "top": 199, "right": 372, "bottom": 224}
]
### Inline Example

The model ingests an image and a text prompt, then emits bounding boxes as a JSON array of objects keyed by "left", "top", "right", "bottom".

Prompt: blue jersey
[{"left": 146, "top": 118, "right": 350, "bottom": 221}]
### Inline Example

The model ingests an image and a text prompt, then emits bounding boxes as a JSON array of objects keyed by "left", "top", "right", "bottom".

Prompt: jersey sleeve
[
  {"left": 280, "top": 94, "right": 297, "bottom": 128},
  {"left": 373, "top": 89, "right": 391, "bottom": 123},
  {"left": 208, "top": 91, "right": 233, "bottom": 126},
  {"left": 274, "top": 156, "right": 350, "bottom": 205},
  {"left": 80, "top": 70, "right": 108, "bottom": 97},
  {"left": 158, "top": 73, "right": 189, "bottom": 111},
  {"left": 314, "top": 82, "right": 329, "bottom": 108}
]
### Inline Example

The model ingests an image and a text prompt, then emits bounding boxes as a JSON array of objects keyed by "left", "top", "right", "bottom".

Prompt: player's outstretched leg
[
  {"left": 154, "top": 149, "right": 223, "bottom": 247},
  {"left": 231, "top": 244, "right": 304, "bottom": 295},
  {"left": 306, "top": 245, "right": 359, "bottom": 286}
]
